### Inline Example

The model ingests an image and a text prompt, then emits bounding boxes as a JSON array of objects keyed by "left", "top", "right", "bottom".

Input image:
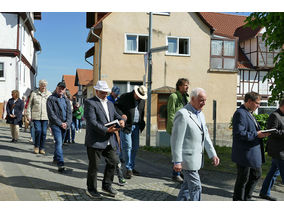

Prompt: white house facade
[{"left": 0, "top": 12, "right": 41, "bottom": 118}]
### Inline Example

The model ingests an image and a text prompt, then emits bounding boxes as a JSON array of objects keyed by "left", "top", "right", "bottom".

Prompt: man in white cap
[
  {"left": 84, "top": 80, "right": 125, "bottom": 199},
  {"left": 115, "top": 85, "right": 147, "bottom": 179}
]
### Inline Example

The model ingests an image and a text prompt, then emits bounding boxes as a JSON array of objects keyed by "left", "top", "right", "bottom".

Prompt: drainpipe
[
  {"left": 17, "top": 13, "right": 29, "bottom": 91},
  {"left": 34, "top": 49, "right": 42, "bottom": 89},
  {"left": 90, "top": 27, "right": 102, "bottom": 80}
]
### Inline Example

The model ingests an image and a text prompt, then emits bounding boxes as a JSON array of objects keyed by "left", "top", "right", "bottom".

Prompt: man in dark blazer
[
  {"left": 232, "top": 91, "right": 270, "bottom": 201},
  {"left": 84, "top": 81, "right": 125, "bottom": 199},
  {"left": 115, "top": 85, "right": 147, "bottom": 179},
  {"left": 259, "top": 98, "right": 284, "bottom": 201}
]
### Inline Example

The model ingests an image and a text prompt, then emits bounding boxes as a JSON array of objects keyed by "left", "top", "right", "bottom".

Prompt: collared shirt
[
  {"left": 97, "top": 95, "right": 110, "bottom": 122},
  {"left": 188, "top": 103, "right": 203, "bottom": 130},
  {"left": 97, "top": 95, "right": 110, "bottom": 145}
]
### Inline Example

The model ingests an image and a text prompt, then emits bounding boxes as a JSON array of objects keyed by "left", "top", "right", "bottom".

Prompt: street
[{"left": 0, "top": 124, "right": 283, "bottom": 201}]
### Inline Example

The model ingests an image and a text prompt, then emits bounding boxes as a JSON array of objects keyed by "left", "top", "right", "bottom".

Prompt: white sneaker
[
  {"left": 79, "top": 129, "right": 82, "bottom": 133},
  {"left": 76, "top": 130, "right": 78, "bottom": 133}
]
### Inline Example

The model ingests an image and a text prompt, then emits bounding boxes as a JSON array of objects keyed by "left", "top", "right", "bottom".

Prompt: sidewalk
[{"left": 0, "top": 124, "right": 283, "bottom": 201}]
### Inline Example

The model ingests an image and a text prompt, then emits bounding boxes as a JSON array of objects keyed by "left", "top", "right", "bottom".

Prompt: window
[
  {"left": 257, "top": 36, "right": 280, "bottom": 67},
  {"left": 210, "top": 39, "right": 236, "bottom": 70},
  {"left": 113, "top": 81, "right": 143, "bottom": 94},
  {"left": 167, "top": 36, "right": 190, "bottom": 56},
  {"left": 0, "top": 62, "right": 4, "bottom": 79},
  {"left": 258, "top": 101, "right": 277, "bottom": 114},
  {"left": 125, "top": 34, "right": 148, "bottom": 53}
]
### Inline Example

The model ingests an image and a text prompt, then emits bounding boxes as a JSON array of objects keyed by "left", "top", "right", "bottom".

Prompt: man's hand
[
  {"left": 9, "top": 114, "right": 15, "bottom": 118},
  {"left": 61, "top": 122, "right": 67, "bottom": 130},
  {"left": 257, "top": 131, "right": 270, "bottom": 138},
  {"left": 122, "top": 114, "right": 127, "bottom": 121},
  {"left": 173, "top": 163, "right": 182, "bottom": 172},
  {"left": 211, "top": 156, "right": 220, "bottom": 166},
  {"left": 119, "top": 119, "right": 125, "bottom": 128},
  {"left": 107, "top": 125, "right": 119, "bottom": 133}
]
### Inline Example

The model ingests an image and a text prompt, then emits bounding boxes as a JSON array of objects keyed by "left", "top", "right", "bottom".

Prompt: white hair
[
  {"left": 39, "top": 79, "right": 48, "bottom": 86},
  {"left": 190, "top": 88, "right": 206, "bottom": 99}
]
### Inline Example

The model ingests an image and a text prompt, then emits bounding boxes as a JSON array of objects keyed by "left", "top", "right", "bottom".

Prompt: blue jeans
[
  {"left": 65, "top": 122, "right": 76, "bottom": 142},
  {"left": 260, "top": 158, "right": 284, "bottom": 196},
  {"left": 177, "top": 170, "right": 202, "bottom": 201},
  {"left": 30, "top": 121, "right": 35, "bottom": 143},
  {"left": 75, "top": 119, "right": 82, "bottom": 131},
  {"left": 51, "top": 125, "right": 66, "bottom": 167},
  {"left": 120, "top": 124, "right": 140, "bottom": 171},
  {"left": 33, "top": 120, "right": 48, "bottom": 150}
]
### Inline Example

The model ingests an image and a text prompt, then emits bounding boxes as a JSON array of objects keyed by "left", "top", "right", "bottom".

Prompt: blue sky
[
  {"left": 34, "top": 12, "right": 254, "bottom": 92},
  {"left": 34, "top": 12, "right": 93, "bottom": 91}
]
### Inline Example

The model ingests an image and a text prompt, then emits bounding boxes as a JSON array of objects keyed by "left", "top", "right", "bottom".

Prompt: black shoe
[
  {"left": 125, "top": 170, "right": 133, "bottom": 179},
  {"left": 118, "top": 178, "right": 127, "bottom": 186},
  {"left": 132, "top": 169, "right": 140, "bottom": 176},
  {"left": 172, "top": 175, "right": 184, "bottom": 183},
  {"left": 102, "top": 186, "right": 118, "bottom": 197},
  {"left": 259, "top": 194, "right": 277, "bottom": 201},
  {"left": 71, "top": 140, "right": 75, "bottom": 143},
  {"left": 86, "top": 189, "right": 102, "bottom": 200},
  {"left": 14, "top": 139, "right": 18, "bottom": 143},
  {"left": 58, "top": 166, "right": 66, "bottom": 172},
  {"left": 11, "top": 139, "right": 15, "bottom": 142}
]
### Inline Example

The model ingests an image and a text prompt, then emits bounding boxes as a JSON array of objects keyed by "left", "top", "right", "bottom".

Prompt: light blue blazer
[{"left": 171, "top": 103, "right": 217, "bottom": 171}]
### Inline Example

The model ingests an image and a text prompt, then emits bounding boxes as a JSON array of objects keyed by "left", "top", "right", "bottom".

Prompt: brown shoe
[
  {"left": 39, "top": 149, "right": 45, "bottom": 155},
  {"left": 125, "top": 170, "right": 133, "bottom": 179},
  {"left": 34, "top": 147, "right": 39, "bottom": 154}
]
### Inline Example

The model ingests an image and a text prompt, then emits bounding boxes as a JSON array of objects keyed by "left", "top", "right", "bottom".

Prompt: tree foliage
[{"left": 245, "top": 12, "right": 284, "bottom": 103}]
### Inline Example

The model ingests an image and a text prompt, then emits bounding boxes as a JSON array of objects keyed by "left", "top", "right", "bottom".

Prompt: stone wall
[{"left": 207, "top": 123, "right": 233, "bottom": 147}]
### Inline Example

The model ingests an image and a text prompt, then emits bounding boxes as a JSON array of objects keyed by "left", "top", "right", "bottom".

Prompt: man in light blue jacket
[{"left": 171, "top": 88, "right": 220, "bottom": 201}]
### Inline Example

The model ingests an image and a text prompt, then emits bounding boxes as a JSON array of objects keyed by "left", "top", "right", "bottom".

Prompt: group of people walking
[
  {"left": 5, "top": 80, "right": 84, "bottom": 172},
  {"left": 3, "top": 77, "right": 283, "bottom": 201}
]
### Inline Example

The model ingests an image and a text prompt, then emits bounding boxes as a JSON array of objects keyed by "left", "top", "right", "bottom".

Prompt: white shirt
[{"left": 97, "top": 95, "right": 110, "bottom": 145}]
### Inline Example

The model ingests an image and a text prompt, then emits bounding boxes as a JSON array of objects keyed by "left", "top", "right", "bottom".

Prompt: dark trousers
[
  {"left": 233, "top": 164, "right": 262, "bottom": 201},
  {"left": 86, "top": 145, "right": 118, "bottom": 191}
]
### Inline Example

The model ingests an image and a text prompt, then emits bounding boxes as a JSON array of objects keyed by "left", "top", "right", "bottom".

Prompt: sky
[{"left": 34, "top": 12, "right": 93, "bottom": 91}]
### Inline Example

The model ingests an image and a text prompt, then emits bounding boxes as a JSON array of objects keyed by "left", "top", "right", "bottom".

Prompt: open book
[
  {"left": 261, "top": 128, "right": 277, "bottom": 133},
  {"left": 104, "top": 119, "right": 120, "bottom": 128}
]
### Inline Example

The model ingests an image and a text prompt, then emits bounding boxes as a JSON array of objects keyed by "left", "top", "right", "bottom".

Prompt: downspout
[
  {"left": 17, "top": 13, "right": 29, "bottom": 90},
  {"left": 34, "top": 49, "right": 42, "bottom": 89},
  {"left": 90, "top": 27, "right": 102, "bottom": 80}
]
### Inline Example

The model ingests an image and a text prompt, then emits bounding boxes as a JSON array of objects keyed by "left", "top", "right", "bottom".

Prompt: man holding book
[{"left": 84, "top": 80, "right": 125, "bottom": 199}]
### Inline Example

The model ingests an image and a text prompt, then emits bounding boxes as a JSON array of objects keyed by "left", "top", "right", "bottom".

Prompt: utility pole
[{"left": 146, "top": 12, "right": 153, "bottom": 147}]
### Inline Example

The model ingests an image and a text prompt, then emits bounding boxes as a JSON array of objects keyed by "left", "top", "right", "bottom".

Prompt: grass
[{"left": 140, "top": 145, "right": 274, "bottom": 179}]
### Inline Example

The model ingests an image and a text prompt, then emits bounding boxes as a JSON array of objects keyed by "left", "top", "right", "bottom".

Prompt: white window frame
[
  {"left": 166, "top": 36, "right": 191, "bottom": 56},
  {"left": 124, "top": 33, "right": 149, "bottom": 54},
  {"left": 0, "top": 62, "right": 5, "bottom": 80}
]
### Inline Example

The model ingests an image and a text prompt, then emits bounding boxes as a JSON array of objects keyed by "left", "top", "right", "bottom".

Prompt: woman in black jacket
[{"left": 6, "top": 90, "right": 24, "bottom": 142}]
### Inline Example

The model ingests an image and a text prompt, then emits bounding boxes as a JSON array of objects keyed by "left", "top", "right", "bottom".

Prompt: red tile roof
[
  {"left": 199, "top": 12, "right": 248, "bottom": 38},
  {"left": 62, "top": 75, "right": 78, "bottom": 97},
  {"left": 76, "top": 69, "right": 93, "bottom": 86}
]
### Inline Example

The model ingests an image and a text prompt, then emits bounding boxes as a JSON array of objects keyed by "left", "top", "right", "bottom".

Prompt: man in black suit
[
  {"left": 259, "top": 98, "right": 284, "bottom": 201},
  {"left": 84, "top": 81, "right": 125, "bottom": 199},
  {"left": 232, "top": 92, "right": 270, "bottom": 201},
  {"left": 115, "top": 85, "right": 147, "bottom": 179}
]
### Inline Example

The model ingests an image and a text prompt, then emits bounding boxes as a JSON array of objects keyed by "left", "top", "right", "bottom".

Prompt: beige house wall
[{"left": 93, "top": 12, "right": 237, "bottom": 141}]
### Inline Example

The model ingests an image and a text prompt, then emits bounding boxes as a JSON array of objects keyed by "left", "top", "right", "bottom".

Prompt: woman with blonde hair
[
  {"left": 6, "top": 90, "right": 24, "bottom": 142},
  {"left": 27, "top": 80, "right": 52, "bottom": 154}
]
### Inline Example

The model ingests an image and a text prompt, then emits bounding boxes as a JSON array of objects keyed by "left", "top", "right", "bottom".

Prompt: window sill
[
  {"left": 123, "top": 51, "right": 147, "bottom": 55},
  {"left": 209, "top": 68, "right": 238, "bottom": 73},
  {"left": 165, "top": 53, "right": 190, "bottom": 57}
]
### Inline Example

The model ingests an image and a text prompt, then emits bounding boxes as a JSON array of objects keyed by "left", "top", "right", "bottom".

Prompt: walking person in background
[
  {"left": 6, "top": 90, "right": 24, "bottom": 142},
  {"left": 84, "top": 81, "right": 125, "bottom": 199},
  {"left": 27, "top": 80, "right": 51, "bottom": 154},
  {"left": 166, "top": 78, "right": 190, "bottom": 183},
  {"left": 232, "top": 92, "right": 270, "bottom": 201},
  {"left": 171, "top": 88, "right": 219, "bottom": 201},
  {"left": 115, "top": 85, "right": 147, "bottom": 179},
  {"left": 64, "top": 91, "right": 74, "bottom": 144},
  {"left": 259, "top": 99, "right": 284, "bottom": 201},
  {"left": 47, "top": 82, "right": 72, "bottom": 172},
  {"left": 73, "top": 102, "right": 84, "bottom": 133},
  {"left": 107, "top": 86, "right": 127, "bottom": 186}
]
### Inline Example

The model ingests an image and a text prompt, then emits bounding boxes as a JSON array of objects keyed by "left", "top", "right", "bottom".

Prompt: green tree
[{"left": 245, "top": 13, "right": 284, "bottom": 103}]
